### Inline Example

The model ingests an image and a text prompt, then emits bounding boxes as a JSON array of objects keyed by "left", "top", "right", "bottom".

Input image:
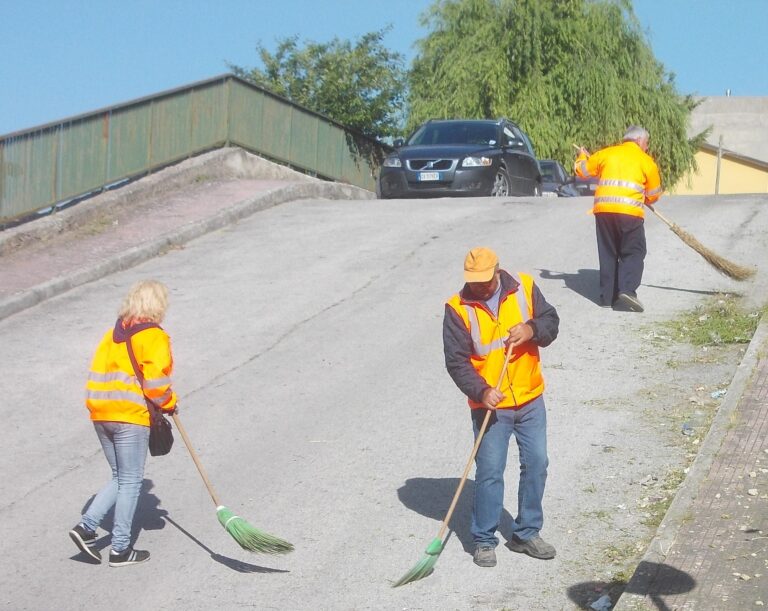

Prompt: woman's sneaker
[
  {"left": 109, "top": 547, "right": 150, "bottom": 567},
  {"left": 69, "top": 524, "right": 101, "bottom": 562}
]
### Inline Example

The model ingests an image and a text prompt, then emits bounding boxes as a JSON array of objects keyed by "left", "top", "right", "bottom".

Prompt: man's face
[{"left": 467, "top": 272, "right": 500, "bottom": 300}]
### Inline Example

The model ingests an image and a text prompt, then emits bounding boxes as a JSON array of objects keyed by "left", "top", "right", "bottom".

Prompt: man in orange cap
[{"left": 443, "top": 247, "right": 560, "bottom": 568}]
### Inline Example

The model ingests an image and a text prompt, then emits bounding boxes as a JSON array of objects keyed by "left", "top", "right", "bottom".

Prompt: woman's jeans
[
  {"left": 81, "top": 422, "right": 149, "bottom": 552},
  {"left": 471, "top": 395, "right": 548, "bottom": 547}
]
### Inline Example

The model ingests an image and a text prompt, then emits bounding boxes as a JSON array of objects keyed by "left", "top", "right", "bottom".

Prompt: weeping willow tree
[{"left": 408, "top": 0, "right": 705, "bottom": 187}]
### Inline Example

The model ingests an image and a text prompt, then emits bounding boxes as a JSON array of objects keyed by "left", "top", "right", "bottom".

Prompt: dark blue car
[{"left": 377, "top": 119, "right": 543, "bottom": 198}]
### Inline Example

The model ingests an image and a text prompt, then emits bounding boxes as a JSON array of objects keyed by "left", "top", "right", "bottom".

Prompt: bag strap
[{"left": 124, "top": 322, "right": 162, "bottom": 417}]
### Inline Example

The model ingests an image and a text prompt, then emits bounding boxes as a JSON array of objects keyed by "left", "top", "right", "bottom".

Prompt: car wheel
[{"left": 491, "top": 168, "right": 511, "bottom": 197}]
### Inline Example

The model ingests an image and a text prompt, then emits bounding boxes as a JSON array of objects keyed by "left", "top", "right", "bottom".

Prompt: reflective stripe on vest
[
  {"left": 463, "top": 275, "right": 530, "bottom": 356},
  {"left": 84, "top": 389, "right": 146, "bottom": 405},
  {"left": 594, "top": 195, "right": 644, "bottom": 208}
]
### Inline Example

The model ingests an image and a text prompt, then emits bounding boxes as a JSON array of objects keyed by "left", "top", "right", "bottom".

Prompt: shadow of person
[
  {"left": 163, "top": 515, "right": 288, "bottom": 574},
  {"left": 397, "top": 477, "right": 516, "bottom": 554},
  {"left": 538, "top": 268, "right": 602, "bottom": 306},
  {"left": 72, "top": 478, "right": 166, "bottom": 563},
  {"left": 567, "top": 562, "right": 695, "bottom": 610}
]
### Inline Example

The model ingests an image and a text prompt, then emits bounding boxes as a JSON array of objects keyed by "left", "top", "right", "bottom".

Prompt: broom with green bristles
[
  {"left": 171, "top": 413, "right": 294, "bottom": 554},
  {"left": 393, "top": 342, "right": 515, "bottom": 587}
]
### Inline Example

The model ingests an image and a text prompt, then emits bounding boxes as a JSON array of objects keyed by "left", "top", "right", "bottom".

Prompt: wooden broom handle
[
  {"left": 436, "top": 341, "right": 516, "bottom": 540},
  {"left": 172, "top": 412, "right": 222, "bottom": 507},
  {"left": 645, "top": 203, "right": 673, "bottom": 229}
]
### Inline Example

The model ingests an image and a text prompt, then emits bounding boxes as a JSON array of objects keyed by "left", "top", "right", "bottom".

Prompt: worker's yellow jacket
[
  {"left": 85, "top": 320, "right": 177, "bottom": 426},
  {"left": 575, "top": 141, "right": 662, "bottom": 218}
]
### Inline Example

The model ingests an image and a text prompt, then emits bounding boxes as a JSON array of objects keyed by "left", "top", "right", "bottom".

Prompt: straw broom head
[{"left": 667, "top": 221, "right": 756, "bottom": 281}]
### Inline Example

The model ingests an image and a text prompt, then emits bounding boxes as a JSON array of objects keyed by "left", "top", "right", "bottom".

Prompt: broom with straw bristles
[
  {"left": 171, "top": 413, "right": 294, "bottom": 554},
  {"left": 393, "top": 342, "right": 515, "bottom": 587},
  {"left": 645, "top": 204, "right": 755, "bottom": 281},
  {"left": 571, "top": 144, "right": 756, "bottom": 281}
]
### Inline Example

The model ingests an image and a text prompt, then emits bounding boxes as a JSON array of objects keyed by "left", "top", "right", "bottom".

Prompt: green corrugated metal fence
[{"left": 0, "top": 74, "right": 383, "bottom": 223}]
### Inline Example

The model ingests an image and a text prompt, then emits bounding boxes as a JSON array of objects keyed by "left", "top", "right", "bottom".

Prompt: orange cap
[{"left": 464, "top": 247, "right": 499, "bottom": 282}]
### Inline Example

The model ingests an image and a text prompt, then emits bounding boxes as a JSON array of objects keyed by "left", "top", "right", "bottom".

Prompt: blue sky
[{"left": 1, "top": 0, "right": 766, "bottom": 136}]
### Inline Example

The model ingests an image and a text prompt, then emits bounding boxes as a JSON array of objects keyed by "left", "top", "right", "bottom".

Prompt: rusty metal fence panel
[
  {"left": 107, "top": 106, "right": 152, "bottom": 180},
  {"left": 1, "top": 74, "right": 382, "bottom": 224},
  {"left": 58, "top": 116, "right": 109, "bottom": 200}
]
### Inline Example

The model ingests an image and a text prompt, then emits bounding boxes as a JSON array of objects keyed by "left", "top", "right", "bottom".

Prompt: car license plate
[{"left": 418, "top": 172, "right": 440, "bottom": 181}]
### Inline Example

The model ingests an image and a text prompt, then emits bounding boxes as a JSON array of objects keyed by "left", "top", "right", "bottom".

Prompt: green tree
[
  {"left": 408, "top": 0, "right": 704, "bottom": 187},
  {"left": 230, "top": 28, "right": 407, "bottom": 140}
]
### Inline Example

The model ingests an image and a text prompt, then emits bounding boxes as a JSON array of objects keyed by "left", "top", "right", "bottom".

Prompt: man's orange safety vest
[{"left": 446, "top": 272, "right": 544, "bottom": 409}]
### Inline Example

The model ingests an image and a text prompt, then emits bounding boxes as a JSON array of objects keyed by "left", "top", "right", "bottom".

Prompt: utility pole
[{"left": 714, "top": 134, "right": 723, "bottom": 195}]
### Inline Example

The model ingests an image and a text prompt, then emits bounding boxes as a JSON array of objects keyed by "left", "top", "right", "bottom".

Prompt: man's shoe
[
  {"left": 473, "top": 545, "right": 497, "bottom": 567},
  {"left": 109, "top": 547, "right": 150, "bottom": 567},
  {"left": 69, "top": 524, "right": 101, "bottom": 562},
  {"left": 508, "top": 534, "right": 556, "bottom": 559},
  {"left": 616, "top": 292, "right": 644, "bottom": 312}
]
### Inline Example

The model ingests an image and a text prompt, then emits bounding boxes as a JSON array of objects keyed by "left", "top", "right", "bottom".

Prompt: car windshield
[{"left": 407, "top": 122, "right": 498, "bottom": 147}]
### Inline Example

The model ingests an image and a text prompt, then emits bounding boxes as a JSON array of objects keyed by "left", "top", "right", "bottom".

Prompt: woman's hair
[{"left": 118, "top": 280, "right": 169, "bottom": 323}]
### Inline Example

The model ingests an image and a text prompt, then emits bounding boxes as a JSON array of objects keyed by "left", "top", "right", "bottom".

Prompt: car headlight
[
  {"left": 462, "top": 156, "right": 492, "bottom": 167},
  {"left": 383, "top": 157, "right": 402, "bottom": 168}
]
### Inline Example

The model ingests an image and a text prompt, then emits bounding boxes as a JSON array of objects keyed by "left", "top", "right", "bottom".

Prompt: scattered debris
[{"left": 589, "top": 594, "right": 613, "bottom": 610}]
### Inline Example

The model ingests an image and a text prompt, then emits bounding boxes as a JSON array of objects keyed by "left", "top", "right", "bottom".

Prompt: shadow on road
[
  {"left": 567, "top": 561, "right": 695, "bottom": 610},
  {"left": 164, "top": 515, "right": 289, "bottom": 574},
  {"left": 75, "top": 479, "right": 285, "bottom": 573},
  {"left": 538, "top": 268, "right": 602, "bottom": 306},
  {"left": 72, "top": 479, "right": 166, "bottom": 561},
  {"left": 644, "top": 283, "right": 727, "bottom": 297},
  {"left": 397, "top": 477, "right": 517, "bottom": 553}
]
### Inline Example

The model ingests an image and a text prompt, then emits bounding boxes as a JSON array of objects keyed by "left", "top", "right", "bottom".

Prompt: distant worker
[
  {"left": 443, "top": 247, "right": 560, "bottom": 568},
  {"left": 574, "top": 125, "right": 662, "bottom": 312}
]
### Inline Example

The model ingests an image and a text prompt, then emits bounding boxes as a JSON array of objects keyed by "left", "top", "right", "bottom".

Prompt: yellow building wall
[{"left": 670, "top": 150, "right": 768, "bottom": 195}]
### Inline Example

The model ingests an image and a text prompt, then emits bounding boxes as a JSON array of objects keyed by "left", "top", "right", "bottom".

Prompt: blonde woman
[{"left": 70, "top": 280, "right": 177, "bottom": 567}]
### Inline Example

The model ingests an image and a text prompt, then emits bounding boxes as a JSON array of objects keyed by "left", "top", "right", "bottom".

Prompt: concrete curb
[
  {"left": 0, "top": 179, "right": 373, "bottom": 322},
  {"left": 613, "top": 314, "right": 768, "bottom": 610}
]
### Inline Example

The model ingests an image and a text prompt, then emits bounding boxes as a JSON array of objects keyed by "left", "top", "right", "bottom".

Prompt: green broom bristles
[
  {"left": 216, "top": 506, "right": 294, "bottom": 554},
  {"left": 392, "top": 537, "right": 444, "bottom": 587}
]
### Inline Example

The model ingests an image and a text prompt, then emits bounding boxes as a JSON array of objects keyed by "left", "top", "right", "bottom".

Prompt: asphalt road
[{"left": 1, "top": 190, "right": 766, "bottom": 610}]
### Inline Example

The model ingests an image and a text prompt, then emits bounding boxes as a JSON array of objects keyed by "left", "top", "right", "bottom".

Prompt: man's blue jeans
[
  {"left": 81, "top": 422, "right": 150, "bottom": 552},
  {"left": 471, "top": 395, "right": 548, "bottom": 547}
]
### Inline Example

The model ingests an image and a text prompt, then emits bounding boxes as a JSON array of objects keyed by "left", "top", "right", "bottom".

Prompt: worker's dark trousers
[{"left": 595, "top": 212, "right": 646, "bottom": 305}]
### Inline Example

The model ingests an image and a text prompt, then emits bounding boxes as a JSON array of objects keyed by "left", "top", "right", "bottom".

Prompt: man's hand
[
  {"left": 573, "top": 143, "right": 589, "bottom": 156},
  {"left": 481, "top": 387, "right": 505, "bottom": 410},
  {"left": 505, "top": 322, "right": 533, "bottom": 349}
]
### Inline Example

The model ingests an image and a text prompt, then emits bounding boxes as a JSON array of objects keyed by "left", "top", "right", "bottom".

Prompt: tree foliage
[
  {"left": 230, "top": 29, "right": 407, "bottom": 140},
  {"left": 408, "top": 0, "right": 704, "bottom": 186}
]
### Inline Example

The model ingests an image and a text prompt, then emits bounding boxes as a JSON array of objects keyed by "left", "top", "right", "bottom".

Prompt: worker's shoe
[
  {"left": 615, "top": 292, "right": 644, "bottom": 312},
  {"left": 508, "top": 534, "right": 556, "bottom": 560},
  {"left": 69, "top": 523, "right": 101, "bottom": 562},
  {"left": 109, "top": 547, "right": 150, "bottom": 567},
  {"left": 473, "top": 545, "right": 497, "bottom": 567}
]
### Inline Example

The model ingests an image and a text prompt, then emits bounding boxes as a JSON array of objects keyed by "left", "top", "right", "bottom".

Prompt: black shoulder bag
[{"left": 126, "top": 329, "right": 174, "bottom": 456}]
